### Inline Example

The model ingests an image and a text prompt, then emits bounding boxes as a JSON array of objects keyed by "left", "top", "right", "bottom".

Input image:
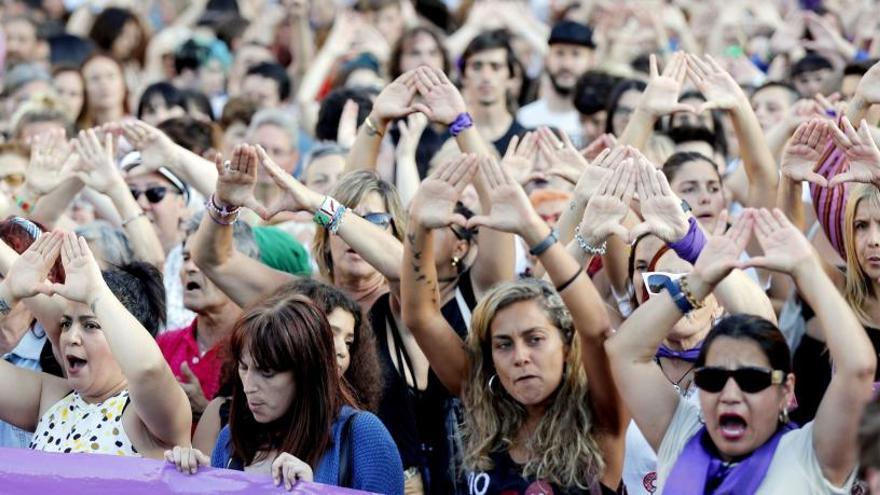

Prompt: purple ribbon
[
  {"left": 668, "top": 217, "right": 707, "bottom": 265},
  {"left": 449, "top": 112, "right": 473, "bottom": 136},
  {"left": 665, "top": 422, "right": 795, "bottom": 495},
  {"left": 655, "top": 343, "right": 702, "bottom": 363}
]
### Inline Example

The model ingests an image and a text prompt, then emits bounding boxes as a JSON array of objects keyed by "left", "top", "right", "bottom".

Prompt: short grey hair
[
  {"left": 3, "top": 63, "right": 50, "bottom": 96},
  {"left": 75, "top": 221, "right": 134, "bottom": 267},
  {"left": 246, "top": 108, "right": 298, "bottom": 151},
  {"left": 185, "top": 211, "right": 260, "bottom": 260}
]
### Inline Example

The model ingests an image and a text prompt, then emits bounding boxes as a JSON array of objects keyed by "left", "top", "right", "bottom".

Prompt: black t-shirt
[
  {"left": 440, "top": 269, "right": 478, "bottom": 339},
  {"left": 493, "top": 120, "right": 529, "bottom": 157},
  {"left": 390, "top": 124, "right": 452, "bottom": 180},
  {"left": 465, "top": 450, "right": 619, "bottom": 495}
]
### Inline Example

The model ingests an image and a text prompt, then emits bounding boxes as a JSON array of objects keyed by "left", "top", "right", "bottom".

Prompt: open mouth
[
  {"left": 66, "top": 355, "right": 88, "bottom": 372},
  {"left": 718, "top": 413, "right": 747, "bottom": 440},
  {"left": 185, "top": 281, "right": 201, "bottom": 291}
]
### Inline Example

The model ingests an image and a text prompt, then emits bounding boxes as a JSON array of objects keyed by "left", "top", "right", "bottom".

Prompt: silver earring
[
  {"left": 778, "top": 407, "right": 790, "bottom": 424},
  {"left": 488, "top": 374, "right": 498, "bottom": 396}
]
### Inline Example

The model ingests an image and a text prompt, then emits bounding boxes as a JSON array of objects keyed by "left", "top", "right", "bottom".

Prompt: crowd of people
[{"left": 4, "top": 0, "right": 880, "bottom": 493}]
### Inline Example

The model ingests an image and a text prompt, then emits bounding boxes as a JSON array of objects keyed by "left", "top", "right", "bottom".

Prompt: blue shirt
[
  {"left": 212, "top": 406, "right": 404, "bottom": 494},
  {"left": 0, "top": 327, "right": 45, "bottom": 448}
]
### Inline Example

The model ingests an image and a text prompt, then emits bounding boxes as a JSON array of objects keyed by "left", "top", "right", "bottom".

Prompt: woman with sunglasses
[
  {"left": 606, "top": 208, "right": 874, "bottom": 493},
  {"left": 574, "top": 155, "right": 774, "bottom": 494},
  {"left": 401, "top": 155, "right": 627, "bottom": 493}
]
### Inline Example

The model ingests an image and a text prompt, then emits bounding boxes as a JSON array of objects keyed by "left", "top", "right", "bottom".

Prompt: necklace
[{"left": 658, "top": 358, "right": 696, "bottom": 396}]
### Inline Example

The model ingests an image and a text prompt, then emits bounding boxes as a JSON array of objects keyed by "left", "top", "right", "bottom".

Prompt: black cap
[{"left": 548, "top": 21, "right": 594, "bottom": 49}]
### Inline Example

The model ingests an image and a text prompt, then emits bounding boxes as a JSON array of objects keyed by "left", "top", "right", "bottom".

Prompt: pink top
[{"left": 156, "top": 318, "right": 225, "bottom": 401}]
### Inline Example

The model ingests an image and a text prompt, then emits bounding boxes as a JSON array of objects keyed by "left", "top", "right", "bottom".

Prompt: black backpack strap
[{"left": 338, "top": 412, "right": 358, "bottom": 487}]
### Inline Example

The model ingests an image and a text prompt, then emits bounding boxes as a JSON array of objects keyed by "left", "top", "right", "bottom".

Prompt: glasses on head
[
  {"left": 0, "top": 174, "right": 24, "bottom": 187},
  {"left": 693, "top": 366, "right": 785, "bottom": 394},
  {"left": 641, "top": 272, "right": 685, "bottom": 297},
  {"left": 130, "top": 186, "right": 177, "bottom": 204},
  {"left": 362, "top": 212, "right": 393, "bottom": 230}
]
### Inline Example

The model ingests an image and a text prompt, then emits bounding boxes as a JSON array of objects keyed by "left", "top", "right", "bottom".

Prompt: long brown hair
[{"left": 227, "top": 293, "right": 353, "bottom": 466}]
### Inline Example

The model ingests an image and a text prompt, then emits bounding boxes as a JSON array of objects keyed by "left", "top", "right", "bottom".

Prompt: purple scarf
[
  {"left": 665, "top": 422, "right": 796, "bottom": 495},
  {"left": 655, "top": 344, "right": 701, "bottom": 363}
]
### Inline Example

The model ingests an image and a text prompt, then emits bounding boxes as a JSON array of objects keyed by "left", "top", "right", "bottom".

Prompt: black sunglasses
[
  {"left": 694, "top": 366, "right": 785, "bottom": 394},
  {"left": 130, "top": 186, "right": 177, "bottom": 204},
  {"left": 362, "top": 212, "right": 393, "bottom": 230}
]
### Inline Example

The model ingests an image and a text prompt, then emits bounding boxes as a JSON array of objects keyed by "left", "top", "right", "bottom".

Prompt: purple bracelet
[
  {"left": 449, "top": 112, "right": 473, "bottom": 136},
  {"left": 668, "top": 217, "right": 707, "bottom": 265}
]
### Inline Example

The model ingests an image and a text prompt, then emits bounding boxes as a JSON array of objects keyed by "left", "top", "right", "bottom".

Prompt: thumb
[
  {"left": 829, "top": 173, "right": 853, "bottom": 187},
  {"left": 180, "top": 362, "right": 196, "bottom": 381},
  {"left": 448, "top": 214, "right": 468, "bottom": 229},
  {"left": 33, "top": 282, "right": 55, "bottom": 297},
  {"left": 466, "top": 215, "right": 493, "bottom": 230},
  {"left": 805, "top": 172, "right": 829, "bottom": 188},
  {"left": 695, "top": 102, "right": 719, "bottom": 114},
  {"left": 628, "top": 221, "right": 652, "bottom": 243},
  {"left": 737, "top": 256, "right": 769, "bottom": 270},
  {"left": 244, "top": 197, "right": 272, "bottom": 220},
  {"left": 195, "top": 450, "right": 210, "bottom": 465},
  {"left": 609, "top": 224, "right": 629, "bottom": 241}
]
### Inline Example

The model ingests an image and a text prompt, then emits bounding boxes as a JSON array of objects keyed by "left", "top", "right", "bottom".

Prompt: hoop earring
[
  {"left": 778, "top": 407, "right": 790, "bottom": 424},
  {"left": 488, "top": 374, "right": 499, "bottom": 396}
]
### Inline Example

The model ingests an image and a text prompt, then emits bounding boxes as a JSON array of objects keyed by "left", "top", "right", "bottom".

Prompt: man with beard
[{"left": 517, "top": 21, "right": 594, "bottom": 148}]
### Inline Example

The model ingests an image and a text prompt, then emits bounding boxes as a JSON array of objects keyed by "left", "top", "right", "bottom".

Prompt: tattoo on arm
[{"left": 408, "top": 230, "right": 437, "bottom": 304}]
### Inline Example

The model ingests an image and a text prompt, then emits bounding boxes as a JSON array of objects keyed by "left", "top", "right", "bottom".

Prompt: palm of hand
[
  {"left": 782, "top": 144, "right": 822, "bottom": 179},
  {"left": 27, "top": 157, "right": 65, "bottom": 194},
  {"left": 139, "top": 133, "right": 175, "bottom": 171},
  {"left": 8, "top": 253, "right": 48, "bottom": 300},
  {"left": 482, "top": 187, "right": 529, "bottom": 232},
  {"left": 554, "top": 147, "right": 588, "bottom": 170},
  {"left": 423, "top": 86, "right": 463, "bottom": 125},
  {"left": 375, "top": 83, "right": 414, "bottom": 120},
  {"left": 502, "top": 156, "right": 534, "bottom": 185},
  {"left": 847, "top": 144, "right": 880, "bottom": 182},
  {"left": 585, "top": 196, "right": 627, "bottom": 238},
  {"left": 700, "top": 74, "right": 741, "bottom": 109},
  {"left": 694, "top": 236, "right": 741, "bottom": 283},
  {"left": 641, "top": 197, "right": 688, "bottom": 241},
  {"left": 57, "top": 259, "right": 98, "bottom": 303},
  {"left": 755, "top": 228, "right": 811, "bottom": 272},
  {"left": 414, "top": 181, "right": 459, "bottom": 228},
  {"left": 643, "top": 77, "right": 682, "bottom": 114},
  {"left": 574, "top": 166, "right": 611, "bottom": 200}
]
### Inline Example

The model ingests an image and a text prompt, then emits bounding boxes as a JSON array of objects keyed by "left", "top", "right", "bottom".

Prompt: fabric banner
[{"left": 0, "top": 448, "right": 375, "bottom": 494}]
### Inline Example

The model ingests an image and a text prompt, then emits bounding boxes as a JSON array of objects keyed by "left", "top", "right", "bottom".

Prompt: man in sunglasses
[{"left": 122, "top": 152, "right": 193, "bottom": 330}]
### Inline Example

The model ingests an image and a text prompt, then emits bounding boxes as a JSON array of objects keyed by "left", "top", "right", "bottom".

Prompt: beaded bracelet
[
  {"left": 574, "top": 226, "right": 607, "bottom": 256},
  {"left": 204, "top": 194, "right": 240, "bottom": 225},
  {"left": 679, "top": 275, "right": 705, "bottom": 310}
]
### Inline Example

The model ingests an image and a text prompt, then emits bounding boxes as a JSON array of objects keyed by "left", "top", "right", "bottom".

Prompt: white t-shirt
[
  {"left": 655, "top": 399, "right": 856, "bottom": 494},
  {"left": 623, "top": 386, "right": 700, "bottom": 495},
  {"left": 516, "top": 99, "right": 583, "bottom": 148}
]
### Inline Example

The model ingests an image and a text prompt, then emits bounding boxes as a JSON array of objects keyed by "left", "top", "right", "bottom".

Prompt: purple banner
[{"left": 0, "top": 448, "right": 376, "bottom": 494}]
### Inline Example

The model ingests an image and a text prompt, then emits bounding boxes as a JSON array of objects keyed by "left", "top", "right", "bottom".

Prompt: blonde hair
[
  {"left": 462, "top": 279, "right": 605, "bottom": 489},
  {"left": 311, "top": 170, "right": 407, "bottom": 283},
  {"left": 844, "top": 183, "right": 880, "bottom": 321}
]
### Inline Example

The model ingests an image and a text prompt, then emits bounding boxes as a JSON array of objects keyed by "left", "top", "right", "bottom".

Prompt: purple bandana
[
  {"left": 665, "top": 422, "right": 796, "bottom": 495},
  {"left": 655, "top": 344, "right": 702, "bottom": 363}
]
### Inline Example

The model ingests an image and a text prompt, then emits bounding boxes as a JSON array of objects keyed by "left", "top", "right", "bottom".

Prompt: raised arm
[
  {"left": 0, "top": 233, "right": 68, "bottom": 431},
  {"left": 467, "top": 157, "right": 623, "bottom": 437},
  {"left": 255, "top": 145, "right": 404, "bottom": 284},
  {"left": 687, "top": 54, "right": 778, "bottom": 211},
  {"left": 72, "top": 129, "right": 165, "bottom": 268},
  {"left": 741, "top": 209, "right": 876, "bottom": 487},
  {"left": 401, "top": 154, "right": 480, "bottom": 395},
  {"left": 16, "top": 129, "right": 84, "bottom": 229},
  {"left": 190, "top": 145, "right": 294, "bottom": 308},
  {"left": 606, "top": 212, "right": 754, "bottom": 450},
  {"left": 121, "top": 120, "right": 218, "bottom": 198},
  {"left": 847, "top": 60, "right": 880, "bottom": 125},
  {"left": 51, "top": 233, "right": 190, "bottom": 448}
]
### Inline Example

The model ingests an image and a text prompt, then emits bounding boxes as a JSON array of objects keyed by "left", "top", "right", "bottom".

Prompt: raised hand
[
  {"left": 692, "top": 209, "right": 752, "bottom": 286},
  {"left": 336, "top": 99, "right": 359, "bottom": 148},
  {"left": 686, "top": 54, "right": 746, "bottom": 113},
  {"left": 467, "top": 156, "right": 539, "bottom": 235},
  {"left": 26, "top": 129, "right": 77, "bottom": 196},
  {"left": 828, "top": 117, "right": 880, "bottom": 187},
  {"left": 536, "top": 126, "right": 588, "bottom": 174},
  {"left": 855, "top": 60, "right": 880, "bottom": 105},
  {"left": 396, "top": 112, "right": 428, "bottom": 160},
  {"left": 640, "top": 53, "right": 695, "bottom": 118},
  {"left": 164, "top": 446, "right": 211, "bottom": 475},
  {"left": 581, "top": 133, "right": 617, "bottom": 162},
  {"left": 410, "top": 153, "right": 478, "bottom": 229},
  {"left": 49, "top": 233, "right": 106, "bottom": 305},
  {"left": 578, "top": 159, "right": 636, "bottom": 246},
  {"left": 413, "top": 66, "right": 468, "bottom": 126},
  {"left": 253, "top": 145, "right": 323, "bottom": 219},
  {"left": 501, "top": 132, "right": 538, "bottom": 186},
  {"left": 272, "top": 452, "right": 313, "bottom": 490},
  {"left": 4, "top": 231, "right": 62, "bottom": 302},
  {"left": 739, "top": 208, "right": 816, "bottom": 277},
  {"left": 781, "top": 119, "right": 831, "bottom": 187},
  {"left": 568, "top": 146, "right": 627, "bottom": 205},
  {"left": 213, "top": 144, "right": 264, "bottom": 212},
  {"left": 120, "top": 120, "right": 179, "bottom": 176},
  {"left": 70, "top": 128, "right": 124, "bottom": 194},
  {"left": 370, "top": 70, "right": 420, "bottom": 123},
  {"left": 629, "top": 156, "right": 690, "bottom": 242}
]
